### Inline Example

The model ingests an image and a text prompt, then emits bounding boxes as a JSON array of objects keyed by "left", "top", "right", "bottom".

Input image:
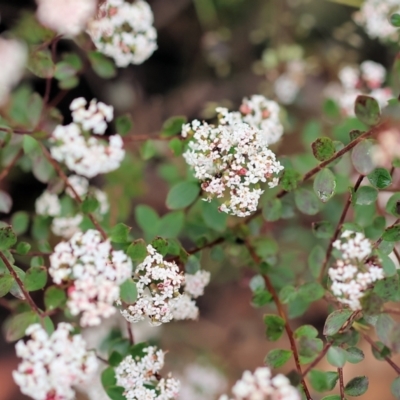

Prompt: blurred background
[{"left": 0, "top": 0, "right": 400, "bottom": 399}]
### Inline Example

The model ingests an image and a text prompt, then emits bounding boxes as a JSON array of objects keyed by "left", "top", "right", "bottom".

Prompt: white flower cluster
[
  {"left": 115, "top": 346, "right": 180, "bottom": 400},
  {"left": 329, "top": 230, "right": 385, "bottom": 310},
  {"left": 0, "top": 38, "right": 27, "bottom": 105},
  {"left": 354, "top": 0, "right": 400, "bottom": 41},
  {"left": 326, "top": 60, "right": 393, "bottom": 116},
  {"left": 49, "top": 229, "right": 133, "bottom": 326},
  {"left": 182, "top": 97, "right": 284, "bottom": 217},
  {"left": 13, "top": 323, "right": 98, "bottom": 400},
  {"left": 87, "top": 0, "right": 157, "bottom": 67},
  {"left": 35, "top": 175, "right": 110, "bottom": 239},
  {"left": 219, "top": 367, "right": 300, "bottom": 400},
  {"left": 178, "top": 363, "right": 227, "bottom": 400},
  {"left": 274, "top": 60, "right": 306, "bottom": 105},
  {"left": 36, "top": 0, "right": 96, "bottom": 36},
  {"left": 120, "top": 246, "right": 210, "bottom": 325},
  {"left": 50, "top": 98, "right": 125, "bottom": 178}
]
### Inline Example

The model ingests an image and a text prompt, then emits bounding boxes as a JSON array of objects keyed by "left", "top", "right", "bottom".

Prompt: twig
[
  {"left": 245, "top": 242, "right": 312, "bottom": 400},
  {"left": 123, "top": 134, "right": 171, "bottom": 143},
  {"left": 318, "top": 175, "right": 364, "bottom": 281},
  {"left": 339, "top": 365, "right": 345, "bottom": 399},
  {"left": 40, "top": 144, "right": 108, "bottom": 240},
  {"left": 0, "top": 149, "right": 23, "bottom": 182},
  {"left": 0, "top": 251, "right": 44, "bottom": 317},
  {"left": 362, "top": 333, "right": 400, "bottom": 374},
  {"left": 127, "top": 321, "right": 134, "bottom": 345},
  {"left": 301, "top": 341, "right": 333, "bottom": 377}
]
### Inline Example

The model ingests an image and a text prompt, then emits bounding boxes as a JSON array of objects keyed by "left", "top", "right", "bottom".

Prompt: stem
[
  {"left": 374, "top": 217, "right": 400, "bottom": 248},
  {"left": 0, "top": 251, "right": 43, "bottom": 317},
  {"left": 245, "top": 242, "right": 312, "bottom": 400},
  {"left": 339, "top": 366, "right": 345, "bottom": 399},
  {"left": 123, "top": 134, "right": 171, "bottom": 143},
  {"left": 318, "top": 175, "right": 364, "bottom": 281},
  {"left": 40, "top": 143, "right": 108, "bottom": 240},
  {"left": 0, "top": 149, "right": 23, "bottom": 182},
  {"left": 362, "top": 333, "right": 400, "bottom": 374},
  {"left": 127, "top": 321, "right": 134, "bottom": 345},
  {"left": 301, "top": 341, "right": 333, "bottom": 377}
]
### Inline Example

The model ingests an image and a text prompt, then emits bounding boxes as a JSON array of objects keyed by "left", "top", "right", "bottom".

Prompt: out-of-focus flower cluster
[
  {"left": 50, "top": 98, "right": 125, "bottom": 178},
  {"left": 328, "top": 230, "right": 385, "bottom": 310},
  {"left": 115, "top": 345, "right": 180, "bottom": 400},
  {"left": 178, "top": 363, "right": 227, "bottom": 400},
  {"left": 35, "top": 174, "right": 110, "bottom": 239},
  {"left": 36, "top": 0, "right": 97, "bottom": 36},
  {"left": 49, "top": 229, "right": 132, "bottom": 326},
  {"left": 325, "top": 60, "right": 393, "bottom": 116},
  {"left": 13, "top": 323, "right": 98, "bottom": 400},
  {"left": 219, "top": 367, "right": 300, "bottom": 400},
  {"left": 0, "top": 38, "right": 27, "bottom": 106},
  {"left": 120, "top": 246, "right": 210, "bottom": 325},
  {"left": 354, "top": 0, "right": 400, "bottom": 41},
  {"left": 88, "top": 0, "right": 157, "bottom": 67},
  {"left": 182, "top": 95, "right": 284, "bottom": 217}
]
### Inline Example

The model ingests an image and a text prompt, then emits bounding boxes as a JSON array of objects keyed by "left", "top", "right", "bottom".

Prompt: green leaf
[
  {"left": 32, "top": 155, "right": 56, "bottom": 183},
  {"left": 108, "top": 351, "right": 124, "bottom": 367},
  {"left": 355, "top": 186, "right": 378, "bottom": 206},
  {"left": 126, "top": 240, "right": 148, "bottom": 262},
  {"left": 386, "top": 193, "right": 400, "bottom": 217},
  {"left": 101, "top": 366, "right": 117, "bottom": 389},
  {"left": 371, "top": 341, "right": 391, "bottom": 361},
  {"left": 327, "top": 346, "right": 347, "bottom": 367},
  {"left": 11, "top": 212, "right": 29, "bottom": 235},
  {"left": 344, "top": 376, "right": 369, "bottom": 396},
  {"left": 355, "top": 95, "right": 381, "bottom": 126},
  {"left": 391, "top": 13, "right": 400, "bottom": 27},
  {"left": 140, "top": 140, "right": 156, "bottom": 160},
  {"left": 280, "top": 168, "right": 301, "bottom": 191},
  {"left": 23, "top": 135, "right": 40, "bottom": 154},
  {"left": 202, "top": 200, "right": 228, "bottom": 232},
  {"left": 0, "top": 274, "right": 14, "bottom": 297},
  {"left": 298, "top": 336, "right": 323, "bottom": 361},
  {"left": 166, "top": 181, "right": 200, "bottom": 210},
  {"left": 185, "top": 255, "right": 201, "bottom": 274},
  {"left": 44, "top": 286, "right": 67, "bottom": 310},
  {"left": 346, "top": 347, "right": 364, "bottom": 364},
  {"left": 294, "top": 325, "right": 318, "bottom": 339},
  {"left": 262, "top": 198, "right": 282, "bottom": 222},
  {"left": 151, "top": 237, "right": 168, "bottom": 256},
  {"left": 264, "top": 314, "right": 285, "bottom": 341},
  {"left": 321, "top": 396, "right": 341, "bottom": 400},
  {"left": 298, "top": 282, "right": 324, "bottom": 302},
  {"left": 308, "top": 245, "right": 325, "bottom": 278},
  {"left": 391, "top": 376, "right": 400, "bottom": 399},
  {"left": 265, "top": 349, "right": 292, "bottom": 368},
  {"left": 4, "top": 311, "right": 39, "bottom": 341},
  {"left": 158, "top": 211, "right": 184, "bottom": 238},
  {"left": 28, "top": 50, "right": 54, "bottom": 78},
  {"left": 81, "top": 195, "right": 99, "bottom": 214},
  {"left": 161, "top": 116, "right": 187, "bottom": 137},
  {"left": 0, "top": 190, "right": 12, "bottom": 215},
  {"left": 120, "top": 279, "right": 137, "bottom": 305},
  {"left": 313, "top": 168, "right": 336, "bottom": 202},
  {"left": 0, "top": 226, "right": 17, "bottom": 250},
  {"left": 115, "top": 114, "right": 133, "bottom": 136},
  {"left": 374, "top": 277, "right": 400, "bottom": 301},
  {"left": 368, "top": 168, "right": 392, "bottom": 189},
  {"left": 294, "top": 189, "right": 320, "bottom": 215},
  {"left": 323, "top": 309, "right": 354, "bottom": 336},
  {"left": 279, "top": 285, "right": 297, "bottom": 304},
  {"left": 135, "top": 205, "right": 159, "bottom": 237},
  {"left": 168, "top": 137, "right": 184, "bottom": 156},
  {"left": 23, "top": 266, "right": 47, "bottom": 291},
  {"left": 351, "top": 139, "right": 375, "bottom": 175},
  {"left": 312, "top": 137, "right": 335, "bottom": 162},
  {"left": 312, "top": 221, "right": 334, "bottom": 239},
  {"left": 88, "top": 51, "right": 117, "bottom": 78},
  {"left": 309, "top": 370, "right": 339, "bottom": 392},
  {"left": 382, "top": 226, "right": 400, "bottom": 242},
  {"left": 110, "top": 223, "right": 131, "bottom": 243}
]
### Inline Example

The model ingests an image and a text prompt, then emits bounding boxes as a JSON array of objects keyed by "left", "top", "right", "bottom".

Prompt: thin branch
[
  {"left": 362, "top": 333, "right": 400, "bottom": 375},
  {"left": 123, "top": 134, "right": 171, "bottom": 143},
  {"left": 339, "top": 366, "right": 345, "bottom": 399},
  {"left": 40, "top": 143, "right": 108, "bottom": 240},
  {"left": 245, "top": 242, "right": 312, "bottom": 400},
  {"left": 0, "top": 251, "right": 44, "bottom": 317},
  {"left": 318, "top": 175, "right": 364, "bottom": 281},
  {"left": 301, "top": 341, "right": 333, "bottom": 377},
  {"left": 127, "top": 321, "right": 134, "bottom": 345},
  {"left": 0, "top": 149, "right": 23, "bottom": 182},
  {"left": 374, "top": 217, "right": 400, "bottom": 248}
]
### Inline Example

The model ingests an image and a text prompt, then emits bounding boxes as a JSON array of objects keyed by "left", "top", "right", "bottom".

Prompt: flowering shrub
[{"left": 2, "top": 1, "right": 400, "bottom": 400}]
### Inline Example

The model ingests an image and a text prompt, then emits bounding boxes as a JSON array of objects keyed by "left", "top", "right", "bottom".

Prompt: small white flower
[{"left": 35, "top": 191, "right": 61, "bottom": 217}]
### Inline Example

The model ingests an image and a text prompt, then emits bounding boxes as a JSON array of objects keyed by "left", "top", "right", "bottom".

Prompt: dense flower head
[
  {"left": 354, "top": 0, "right": 400, "bottom": 41},
  {"left": 182, "top": 98, "right": 284, "bottom": 217},
  {"left": 0, "top": 38, "right": 27, "bottom": 105},
  {"left": 13, "top": 323, "right": 98, "bottom": 400},
  {"left": 115, "top": 346, "right": 180, "bottom": 400},
  {"left": 87, "top": 0, "right": 157, "bottom": 67},
  {"left": 36, "top": 0, "right": 97, "bottom": 36},
  {"left": 35, "top": 190, "right": 61, "bottom": 217},
  {"left": 325, "top": 60, "right": 393, "bottom": 116},
  {"left": 50, "top": 98, "right": 125, "bottom": 178},
  {"left": 219, "top": 367, "right": 300, "bottom": 400},
  {"left": 49, "top": 229, "right": 132, "bottom": 326},
  {"left": 329, "top": 230, "right": 385, "bottom": 310},
  {"left": 184, "top": 270, "right": 211, "bottom": 298}
]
